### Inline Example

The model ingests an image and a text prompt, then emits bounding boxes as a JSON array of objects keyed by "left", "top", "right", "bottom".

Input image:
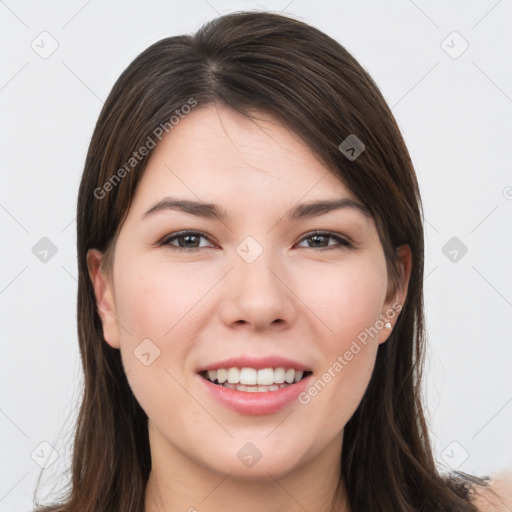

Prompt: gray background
[{"left": 1, "top": 0, "right": 511, "bottom": 510}]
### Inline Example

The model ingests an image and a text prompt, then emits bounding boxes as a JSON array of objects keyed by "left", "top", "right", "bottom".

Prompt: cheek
[
  {"left": 112, "top": 261, "right": 210, "bottom": 426},
  {"left": 114, "top": 259, "right": 216, "bottom": 343},
  {"left": 295, "top": 256, "right": 387, "bottom": 421},
  {"left": 301, "top": 255, "right": 388, "bottom": 349},
  {"left": 110, "top": 259, "right": 214, "bottom": 406}
]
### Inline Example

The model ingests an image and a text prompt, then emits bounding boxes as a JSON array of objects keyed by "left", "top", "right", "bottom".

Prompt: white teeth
[
  {"left": 203, "top": 366, "right": 309, "bottom": 388},
  {"left": 237, "top": 385, "right": 263, "bottom": 392},
  {"left": 240, "top": 367, "right": 257, "bottom": 385},
  {"left": 274, "top": 367, "right": 286, "bottom": 384},
  {"left": 219, "top": 382, "right": 290, "bottom": 392},
  {"left": 217, "top": 368, "right": 227, "bottom": 383},
  {"left": 227, "top": 367, "right": 240, "bottom": 384},
  {"left": 257, "top": 368, "right": 274, "bottom": 386},
  {"left": 285, "top": 369, "right": 295, "bottom": 384}
]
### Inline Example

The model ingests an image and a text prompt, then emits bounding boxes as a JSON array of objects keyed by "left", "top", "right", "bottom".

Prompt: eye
[
  {"left": 160, "top": 231, "right": 216, "bottom": 252},
  {"left": 295, "top": 231, "right": 351, "bottom": 251},
  {"left": 160, "top": 230, "right": 351, "bottom": 253}
]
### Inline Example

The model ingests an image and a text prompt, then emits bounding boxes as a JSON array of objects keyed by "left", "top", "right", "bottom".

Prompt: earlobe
[{"left": 86, "top": 248, "right": 121, "bottom": 349}]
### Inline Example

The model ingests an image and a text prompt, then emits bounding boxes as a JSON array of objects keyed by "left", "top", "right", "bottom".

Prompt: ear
[
  {"left": 378, "top": 244, "right": 412, "bottom": 345},
  {"left": 86, "top": 248, "right": 121, "bottom": 349}
]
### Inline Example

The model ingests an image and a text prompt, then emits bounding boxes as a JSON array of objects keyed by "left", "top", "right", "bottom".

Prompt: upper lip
[{"left": 196, "top": 355, "right": 311, "bottom": 373}]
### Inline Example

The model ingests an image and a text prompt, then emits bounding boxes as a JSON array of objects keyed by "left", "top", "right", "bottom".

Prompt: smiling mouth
[{"left": 199, "top": 367, "right": 313, "bottom": 393}]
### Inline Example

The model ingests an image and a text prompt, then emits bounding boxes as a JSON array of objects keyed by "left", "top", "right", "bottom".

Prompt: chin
[{"left": 200, "top": 443, "right": 308, "bottom": 481}]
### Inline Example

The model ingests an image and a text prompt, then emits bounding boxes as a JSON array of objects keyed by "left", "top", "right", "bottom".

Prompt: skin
[
  {"left": 473, "top": 470, "right": 512, "bottom": 511},
  {"left": 87, "top": 103, "right": 411, "bottom": 512}
]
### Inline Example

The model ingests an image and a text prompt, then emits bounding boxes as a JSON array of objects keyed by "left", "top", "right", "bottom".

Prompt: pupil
[
  {"left": 183, "top": 235, "right": 198, "bottom": 248},
  {"left": 310, "top": 235, "right": 326, "bottom": 247}
]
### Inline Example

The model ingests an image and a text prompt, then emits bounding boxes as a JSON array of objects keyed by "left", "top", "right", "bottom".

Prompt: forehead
[{"left": 128, "top": 103, "right": 361, "bottom": 216}]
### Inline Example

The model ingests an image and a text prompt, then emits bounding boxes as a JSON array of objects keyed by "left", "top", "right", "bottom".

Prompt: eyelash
[{"left": 160, "top": 230, "right": 352, "bottom": 253}]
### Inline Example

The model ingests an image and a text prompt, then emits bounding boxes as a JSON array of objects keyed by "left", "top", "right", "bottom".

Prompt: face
[{"left": 88, "top": 103, "right": 410, "bottom": 482}]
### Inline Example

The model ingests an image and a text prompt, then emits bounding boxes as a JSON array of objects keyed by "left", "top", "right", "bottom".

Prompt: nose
[{"left": 217, "top": 245, "right": 297, "bottom": 332}]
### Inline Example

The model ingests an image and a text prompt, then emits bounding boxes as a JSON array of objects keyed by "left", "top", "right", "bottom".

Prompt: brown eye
[
  {"left": 296, "top": 231, "right": 351, "bottom": 251},
  {"left": 161, "top": 231, "right": 215, "bottom": 252}
]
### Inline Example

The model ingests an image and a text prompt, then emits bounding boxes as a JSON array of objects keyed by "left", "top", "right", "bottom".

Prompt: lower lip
[{"left": 198, "top": 374, "right": 313, "bottom": 416}]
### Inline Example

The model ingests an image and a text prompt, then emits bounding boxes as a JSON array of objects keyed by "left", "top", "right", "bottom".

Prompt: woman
[{"left": 34, "top": 10, "right": 509, "bottom": 512}]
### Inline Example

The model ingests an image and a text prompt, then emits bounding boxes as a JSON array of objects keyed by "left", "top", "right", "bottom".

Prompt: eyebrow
[{"left": 141, "top": 196, "right": 371, "bottom": 222}]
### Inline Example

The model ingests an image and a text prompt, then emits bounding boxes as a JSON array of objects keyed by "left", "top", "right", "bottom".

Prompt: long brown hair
[{"left": 34, "top": 11, "right": 490, "bottom": 512}]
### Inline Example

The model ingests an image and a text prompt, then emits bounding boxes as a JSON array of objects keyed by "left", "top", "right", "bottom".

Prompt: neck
[{"left": 144, "top": 422, "right": 349, "bottom": 512}]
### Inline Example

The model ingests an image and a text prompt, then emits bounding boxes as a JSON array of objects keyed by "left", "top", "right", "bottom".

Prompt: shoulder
[{"left": 471, "top": 469, "right": 512, "bottom": 512}]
